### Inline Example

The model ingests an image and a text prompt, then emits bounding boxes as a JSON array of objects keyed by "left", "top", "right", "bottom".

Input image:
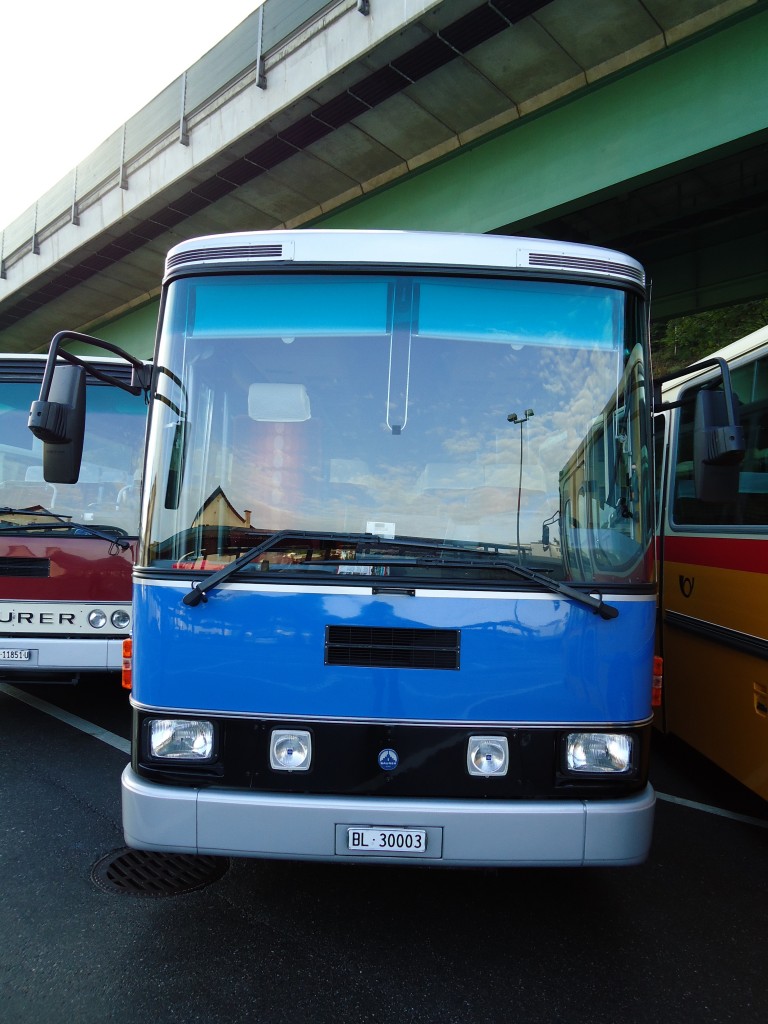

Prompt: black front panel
[
  {"left": 133, "top": 712, "right": 651, "bottom": 801},
  {"left": 0, "top": 557, "right": 50, "bottom": 577}
]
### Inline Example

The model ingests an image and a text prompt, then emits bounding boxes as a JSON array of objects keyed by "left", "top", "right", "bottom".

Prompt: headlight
[
  {"left": 88, "top": 609, "right": 107, "bottom": 629},
  {"left": 111, "top": 609, "right": 131, "bottom": 630},
  {"left": 149, "top": 719, "right": 215, "bottom": 761},
  {"left": 467, "top": 735, "right": 509, "bottom": 776},
  {"left": 564, "top": 733, "right": 634, "bottom": 774},
  {"left": 270, "top": 729, "right": 312, "bottom": 771}
]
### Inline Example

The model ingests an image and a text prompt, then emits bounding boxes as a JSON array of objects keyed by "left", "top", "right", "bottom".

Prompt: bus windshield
[
  {"left": 0, "top": 378, "right": 145, "bottom": 535},
  {"left": 144, "top": 272, "right": 651, "bottom": 583}
]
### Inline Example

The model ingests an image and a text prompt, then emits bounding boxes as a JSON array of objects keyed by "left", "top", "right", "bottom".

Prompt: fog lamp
[
  {"left": 565, "top": 732, "right": 633, "bottom": 774},
  {"left": 88, "top": 609, "right": 107, "bottom": 629},
  {"left": 111, "top": 609, "right": 131, "bottom": 630},
  {"left": 149, "top": 719, "right": 215, "bottom": 760},
  {"left": 467, "top": 735, "right": 509, "bottom": 777},
  {"left": 270, "top": 730, "right": 312, "bottom": 771}
]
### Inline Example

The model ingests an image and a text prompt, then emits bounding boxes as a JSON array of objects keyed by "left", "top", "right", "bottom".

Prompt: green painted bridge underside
[
  {"left": 319, "top": 8, "right": 768, "bottom": 233},
  {"left": 97, "top": 7, "right": 768, "bottom": 355}
]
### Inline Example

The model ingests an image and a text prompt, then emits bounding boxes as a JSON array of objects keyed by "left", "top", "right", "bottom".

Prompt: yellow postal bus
[{"left": 655, "top": 324, "right": 768, "bottom": 801}]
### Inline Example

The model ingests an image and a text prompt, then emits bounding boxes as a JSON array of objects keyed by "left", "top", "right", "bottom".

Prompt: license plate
[
  {"left": 0, "top": 649, "right": 31, "bottom": 661},
  {"left": 347, "top": 827, "right": 428, "bottom": 855}
]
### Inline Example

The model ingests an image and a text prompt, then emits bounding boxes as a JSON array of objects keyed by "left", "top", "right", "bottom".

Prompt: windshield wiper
[
  {"left": 181, "top": 530, "right": 617, "bottom": 618},
  {"left": 182, "top": 531, "right": 386, "bottom": 606},
  {"left": 0, "top": 506, "right": 130, "bottom": 549},
  {"left": 415, "top": 556, "right": 618, "bottom": 619}
]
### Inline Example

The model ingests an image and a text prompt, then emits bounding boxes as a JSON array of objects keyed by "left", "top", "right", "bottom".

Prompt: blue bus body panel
[{"left": 132, "top": 582, "right": 654, "bottom": 724}]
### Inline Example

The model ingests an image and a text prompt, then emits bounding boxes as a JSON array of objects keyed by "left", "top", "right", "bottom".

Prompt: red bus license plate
[{"left": 0, "top": 649, "right": 31, "bottom": 661}]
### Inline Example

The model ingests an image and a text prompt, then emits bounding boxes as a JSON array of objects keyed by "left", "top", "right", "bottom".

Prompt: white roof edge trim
[{"left": 164, "top": 229, "right": 645, "bottom": 284}]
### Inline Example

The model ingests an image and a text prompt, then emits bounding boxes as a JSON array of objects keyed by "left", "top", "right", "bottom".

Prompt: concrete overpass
[{"left": 1, "top": 0, "right": 766, "bottom": 358}]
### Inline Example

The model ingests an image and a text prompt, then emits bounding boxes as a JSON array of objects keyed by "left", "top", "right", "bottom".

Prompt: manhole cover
[{"left": 91, "top": 848, "right": 229, "bottom": 897}]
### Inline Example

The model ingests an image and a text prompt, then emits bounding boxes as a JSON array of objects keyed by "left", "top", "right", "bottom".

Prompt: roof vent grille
[
  {"left": 528, "top": 252, "right": 645, "bottom": 285},
  {"left": 166, "top": 243, "right": 289, "bottom": 270}
]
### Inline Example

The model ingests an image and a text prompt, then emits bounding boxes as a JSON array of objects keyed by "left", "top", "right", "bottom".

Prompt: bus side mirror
[
  {"left": 28, "top": 363, "right": 86, "bottom": 483},
  {"left": 693, "top": 388, "right": 745, "bottom": 503}
]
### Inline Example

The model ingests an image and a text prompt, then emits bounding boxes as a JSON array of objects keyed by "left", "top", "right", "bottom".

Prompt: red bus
[{"left": 0, "top": 354, "right": 145, "bottom": 683}]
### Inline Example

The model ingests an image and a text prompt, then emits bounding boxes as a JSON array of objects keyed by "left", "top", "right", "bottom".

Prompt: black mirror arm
[
  {"left": 654, "top": 357, "right": 737, "bottom": 422},
  {"left": 38, "top": 331, "right": 152, "bottom": 400}
]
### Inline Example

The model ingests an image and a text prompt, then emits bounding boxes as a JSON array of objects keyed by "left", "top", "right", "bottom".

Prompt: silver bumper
[
  {"left": 0, "top": 636, "right": 124, "bottom": 672},
  {"left": 122, "top": 766, "right": 655, "bottom": 867}
]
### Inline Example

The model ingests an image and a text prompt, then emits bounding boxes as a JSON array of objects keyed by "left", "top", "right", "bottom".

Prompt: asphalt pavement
[{"left": 1, "top": 679, "right": 767, "bottom": 1024}]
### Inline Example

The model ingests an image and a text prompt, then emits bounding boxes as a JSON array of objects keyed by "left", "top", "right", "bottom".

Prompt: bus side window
[
  {"left": 731, "top": 355, "right": 768, "bottom": 526},
  {"left": 653, "top": 413, "right": 667, "bottom": 533},
  {"left": 737, "top": 403, "right": 768, "bottom": 526},
  {"left": 672, "top": 354, "right": 768, "bottom": 528},
  {"left": 671, "top": 386, "right": 736, "bottom": 526}
]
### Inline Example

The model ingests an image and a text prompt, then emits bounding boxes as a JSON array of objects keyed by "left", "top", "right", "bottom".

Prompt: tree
[{"left": 651, "top": 298, "right": 768, "bottom": 377}]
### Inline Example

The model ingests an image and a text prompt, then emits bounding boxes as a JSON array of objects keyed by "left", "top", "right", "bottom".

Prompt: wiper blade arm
[
  {"left": 181, "top": 530, "right": 617, "bottom": 618},
  {"left": 1, "top": 504, "right": 59, "bottom": 518},
  {"left": 182, "top": 530, "right": 380, "bottom": 606},
  {"left": 377, "top": 538, "right": 618, "bottom": 619},
  {"left": 0, "top": 506, "right": 129, "bottom": 549},
  {"left": 488, "top": 560, "right": 618, "bottom": 619},
  {"left": 404, "top": 555, "right": 617, "bottom": 619}
]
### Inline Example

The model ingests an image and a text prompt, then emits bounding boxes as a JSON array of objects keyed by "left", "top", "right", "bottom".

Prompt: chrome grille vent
[
  {"left": 528, "top": 252, "right": 645, "bottom": 284},
  {"left": 325, "top": 626, "right": 460, "bottom": 670}
]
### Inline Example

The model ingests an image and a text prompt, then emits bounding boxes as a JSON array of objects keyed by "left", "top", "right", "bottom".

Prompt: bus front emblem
[
  {"left": 378, "top": 748, "right": 399, "bottom": 771},
  {"left": 679, "top": 575, "right": 695, "bottom": 598}
]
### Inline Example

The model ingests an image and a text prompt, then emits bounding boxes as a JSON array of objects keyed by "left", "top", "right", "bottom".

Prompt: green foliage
[{"left": 651, "top": 298, "right": 768, "bottom": 378}]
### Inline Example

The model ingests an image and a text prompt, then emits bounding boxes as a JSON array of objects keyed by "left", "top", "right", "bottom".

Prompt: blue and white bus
[{"left": 31, "top": 230, "right": 658, "bottom": 866}]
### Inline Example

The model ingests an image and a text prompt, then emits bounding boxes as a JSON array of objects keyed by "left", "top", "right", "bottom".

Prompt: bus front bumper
[
  {"left": 122, "top": 766, "right": 655, "bottom": 867},
  {"left": 0, "top": 636, "right": 124, "bottom": 674}
]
